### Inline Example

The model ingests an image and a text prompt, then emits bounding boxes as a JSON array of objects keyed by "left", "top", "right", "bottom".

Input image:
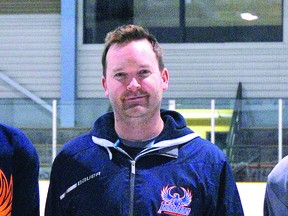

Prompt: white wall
[
  {"left": 0, "top": 14, "right": 61, "bottom": 98},
  {"left": 77, "top": 42, "right": 288, "bottom": 99}
]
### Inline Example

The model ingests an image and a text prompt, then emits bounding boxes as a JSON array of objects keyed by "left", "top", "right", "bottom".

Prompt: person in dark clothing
[
  {"left": 0, "top": 123, "right": 39, "bottom": 216},
  {"left": 264, "top": 155, "right": 288, "bottom": 216},
  {"left": 45, "top": 24, "right": 243, "bottom": 216}
]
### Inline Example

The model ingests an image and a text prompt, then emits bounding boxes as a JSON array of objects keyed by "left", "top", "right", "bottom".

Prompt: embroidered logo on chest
[
  {"left": 0, "top": 169, "right": 13, "bottom": 215},
  {"left": 157, "top": 185, "right": 192, "bottom": 216}
]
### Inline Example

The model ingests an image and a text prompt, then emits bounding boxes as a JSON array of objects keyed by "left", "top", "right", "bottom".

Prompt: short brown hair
[{"left": 101, "top": 24, "right": 164, "bottom": 77}]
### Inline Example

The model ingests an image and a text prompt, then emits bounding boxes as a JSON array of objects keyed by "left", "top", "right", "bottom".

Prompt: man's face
[{"left": 102, "top": 39, "right": 169, "bottom": 120}]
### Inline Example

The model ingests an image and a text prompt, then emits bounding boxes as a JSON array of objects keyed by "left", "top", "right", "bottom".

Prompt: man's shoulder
[
  {"left": 0, "top": 124, "right": 39, "bottom": 172},
  {"left": 0, "top": 123, "right": 35, "bottom": 151},
  {"left": 0, "top": 123, "right": 27, "bottom": 141},
  {"left": 59, "top": 133, "right": 94, "bottom": 155},
  {"left": 182, "top": 136, "right": 227, "bottom": 163},
  {"left": 268, "top": 155, "right": 288, "bottom": 183},
  {"left": 266, "top": 156, "right": 288, "bottom": 211},
  {"left": 51, "top": 133, "right": 109, "bottom": 173},
  {"left": 187, "top": 136, "right": 224, "bottom": 151}
]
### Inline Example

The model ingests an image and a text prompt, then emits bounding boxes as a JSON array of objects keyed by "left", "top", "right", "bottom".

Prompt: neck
[{"left": 114, "top": 112, "right": 164, "bottom": 141}]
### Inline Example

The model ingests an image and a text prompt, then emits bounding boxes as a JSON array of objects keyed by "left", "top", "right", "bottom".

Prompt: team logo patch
[{"left": 158, "top": 185, "right": 192, "bottom": 216}]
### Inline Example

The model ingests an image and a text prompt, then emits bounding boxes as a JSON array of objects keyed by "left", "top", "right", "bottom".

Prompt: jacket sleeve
[
  {"left": 215, "top": 160, "right": 244, "bottom": 216},
  {"left": 45, "top": 155, "right": 65, "bottom": 216},
  {"left": 12, "top": 130, "right": 40, "bottom": 216}
]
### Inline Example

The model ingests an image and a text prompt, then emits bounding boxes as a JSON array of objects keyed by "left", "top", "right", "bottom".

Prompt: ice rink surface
[
  {"left": 40, "top": 181, "right": 266, "bottom": 216},
  {"left": 237, "top": 182, "right": 266, "bottom": 216}
]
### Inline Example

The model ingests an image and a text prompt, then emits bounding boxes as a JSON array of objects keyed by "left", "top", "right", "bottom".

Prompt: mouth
[
  {"left": 125, "top": 95, "right": 146, "bottom": 101},
  {"left": 122, "top": 95, "right": 148, "bottom": 106}
]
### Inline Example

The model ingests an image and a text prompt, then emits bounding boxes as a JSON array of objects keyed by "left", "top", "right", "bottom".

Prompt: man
[
  {"left": 264, "top": 155, "right": 288, "bottom": 215},
  {"left": 45, "top": 24, "right": 243, "bottom": 215},
  {"left": 0, "top": 123, "right": 39, "bottom": 215}
]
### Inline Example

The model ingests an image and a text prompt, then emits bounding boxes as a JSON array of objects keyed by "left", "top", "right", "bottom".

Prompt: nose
[{"left": 127, "top": 78, "right": 141, "bottom": 91}]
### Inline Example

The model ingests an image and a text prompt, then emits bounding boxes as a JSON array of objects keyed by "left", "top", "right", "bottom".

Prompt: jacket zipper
[{"left": 129, "top": 160, "right": 136, "bottom": 216}]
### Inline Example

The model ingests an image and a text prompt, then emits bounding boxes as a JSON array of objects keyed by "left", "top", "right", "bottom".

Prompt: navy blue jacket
[
  {"left": 0, "top": 123, "right": 39, "bottom": 216},
  {"left": 45, "top": 110, "right": 243, "bottom": 216}
]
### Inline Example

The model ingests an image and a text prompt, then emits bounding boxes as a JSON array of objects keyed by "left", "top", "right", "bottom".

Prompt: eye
[
  {"left": 138, "top": 69, "right": 151, "bottom": 77},
  {"left": 114, "top": 72, "right": 127, "bottom": 79}
]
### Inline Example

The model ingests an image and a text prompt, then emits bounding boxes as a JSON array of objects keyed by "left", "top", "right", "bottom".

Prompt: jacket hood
[
  {"left": 90, "top": 109, "right": 199, "bottom": 160},
  {"left": 89, "top": 109, "right": 194, "bottom": 143}
]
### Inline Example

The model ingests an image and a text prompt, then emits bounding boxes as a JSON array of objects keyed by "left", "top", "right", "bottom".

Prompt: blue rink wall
[{"left": 39, "top": 181, "right": 267, "bottom": 216}]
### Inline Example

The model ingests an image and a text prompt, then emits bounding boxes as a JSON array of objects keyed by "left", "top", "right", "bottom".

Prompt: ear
[
  {"left": 101, "top": 76, "right": 109, "bottom": 97},
  {"left": 161, "top": 68, "right": 169, "bottom": 91}
]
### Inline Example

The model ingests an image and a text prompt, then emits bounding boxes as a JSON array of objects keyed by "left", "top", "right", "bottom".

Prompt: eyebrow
[
  {"left": 111, "top": 67, "right": 125, "bottom": 73},
  {"left": 111, "top": 64, "right": 152, "bottom": 72}
]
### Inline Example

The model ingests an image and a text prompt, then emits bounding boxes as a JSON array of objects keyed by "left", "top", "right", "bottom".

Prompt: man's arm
[
  {"left": 12, "top": 130, "right": 40, "bottom": 216},
  {"left": 216, "top": 161, "right": 244, "bottom": 216}
]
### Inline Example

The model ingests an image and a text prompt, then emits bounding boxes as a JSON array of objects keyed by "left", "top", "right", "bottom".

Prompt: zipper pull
[{"left": 131, "top": 160, "right": 136, "bottom": 175}]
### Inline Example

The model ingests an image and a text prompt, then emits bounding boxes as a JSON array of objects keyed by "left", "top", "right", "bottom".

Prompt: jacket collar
[
  {"left": 90, "top": 109, "right": 200, "bottom": 160},
  {"left": 90, "top": 109, "right": 195, "bottom": 142},
  {"left": 92, "top": 132, "right": 200, "bottom": 160}
]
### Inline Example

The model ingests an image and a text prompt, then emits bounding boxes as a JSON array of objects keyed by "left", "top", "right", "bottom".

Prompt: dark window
[{"left": 83, "top": 0, "right": 283, "bottom": 44}]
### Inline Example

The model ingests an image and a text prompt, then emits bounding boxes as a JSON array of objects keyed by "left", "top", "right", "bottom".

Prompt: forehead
[{"left": 107, "top": 39, "right": 155, "bottom": 59}]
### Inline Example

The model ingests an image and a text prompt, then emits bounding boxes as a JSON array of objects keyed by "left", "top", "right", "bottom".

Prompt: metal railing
[{"left": 0, "top": 97, "right": 287, "bottom": 181}]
